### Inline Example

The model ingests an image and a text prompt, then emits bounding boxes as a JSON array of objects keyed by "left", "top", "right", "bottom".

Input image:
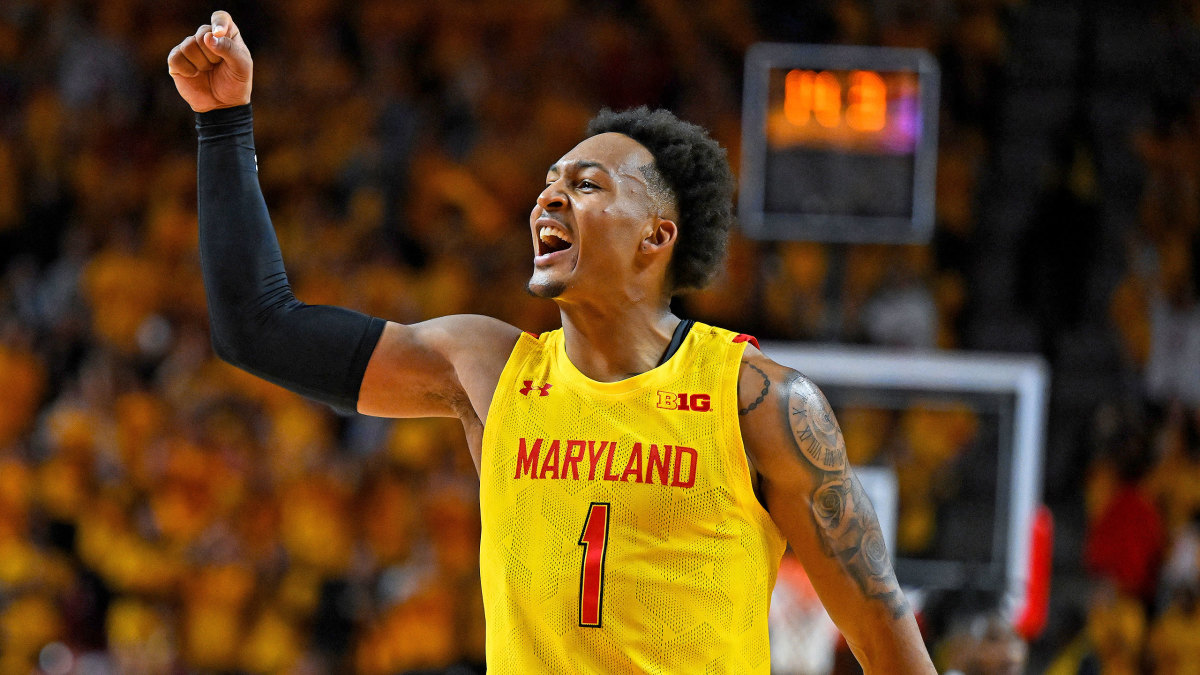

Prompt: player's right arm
[{"left": 168, "top": 12, "right": 520, "bottom": 422}]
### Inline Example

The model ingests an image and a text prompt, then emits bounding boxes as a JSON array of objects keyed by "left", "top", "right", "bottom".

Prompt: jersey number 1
[{"left": 578, "top": 502, "right": 610, "bottom": 627}]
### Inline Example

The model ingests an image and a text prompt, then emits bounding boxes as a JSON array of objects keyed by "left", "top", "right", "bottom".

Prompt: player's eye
[{"left": 578, "top": 180, "right": 598, "bottom": 190}]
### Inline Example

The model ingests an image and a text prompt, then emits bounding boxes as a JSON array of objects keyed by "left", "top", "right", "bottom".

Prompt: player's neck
[{"left": 556, "top": 296, "right": 678, "bottom": 383}]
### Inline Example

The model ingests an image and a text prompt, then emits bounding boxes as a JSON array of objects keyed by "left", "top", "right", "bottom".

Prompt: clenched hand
[{"left": 167, "top": 10, "right": 252, "bottom": 112}]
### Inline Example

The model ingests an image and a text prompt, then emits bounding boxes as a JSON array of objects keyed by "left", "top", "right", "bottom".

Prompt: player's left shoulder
[
  {"left": 734, "top": 342, "right": 802, "bottom": 417},
  {"left": 734, "top": 343, "right": 844, "bottom": 475},
  {"left": 734, "top": 342, "right": 830, "bottom": 412}
]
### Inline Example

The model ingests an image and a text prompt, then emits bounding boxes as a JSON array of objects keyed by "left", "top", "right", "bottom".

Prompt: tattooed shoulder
[
  {"left": 784, "top": 373, "right": 847, "bottom": 473},
  {"left": 739, "top": 360, "right": 771, "bottom": 416}
]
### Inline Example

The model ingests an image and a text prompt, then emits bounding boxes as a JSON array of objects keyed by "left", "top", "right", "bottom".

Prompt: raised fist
[{"left": 167, "top": 11, "right": 252, "bottom": 112}]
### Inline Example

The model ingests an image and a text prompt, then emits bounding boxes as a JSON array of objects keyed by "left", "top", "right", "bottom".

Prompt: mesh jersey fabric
[{"left": 479, "top": 322, "right": 788, "bottom": 674}]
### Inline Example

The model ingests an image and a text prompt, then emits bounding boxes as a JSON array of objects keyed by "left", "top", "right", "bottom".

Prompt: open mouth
[{"left": 537, "top": 224, "right": 574, "bottom": 257}]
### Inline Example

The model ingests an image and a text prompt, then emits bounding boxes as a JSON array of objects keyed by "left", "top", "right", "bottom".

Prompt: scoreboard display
[{"left": 740, "top": 44, "right": 940, "bottom": 243}]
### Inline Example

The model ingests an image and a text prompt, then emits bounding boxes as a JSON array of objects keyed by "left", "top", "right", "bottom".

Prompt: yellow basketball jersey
[{"left": 479, "top": 322, "right": 788, "bottom": 674}]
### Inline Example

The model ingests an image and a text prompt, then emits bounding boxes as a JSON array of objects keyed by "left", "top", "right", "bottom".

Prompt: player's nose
[{"left": 536, "top": 182, "right": 566, "bottom": 211}]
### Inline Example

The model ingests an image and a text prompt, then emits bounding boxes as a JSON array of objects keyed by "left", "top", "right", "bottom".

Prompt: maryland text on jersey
[{"left": 511, "top": 437, "right": 699, "bottom": 487}]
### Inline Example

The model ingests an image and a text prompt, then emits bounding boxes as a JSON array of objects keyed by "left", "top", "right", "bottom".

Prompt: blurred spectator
[
  {"left": 1144, "top": 280, "right": 1200, "bottom": 407},
  {"left": 1148, "top": 585, "right": 1200, "bottom": 674},
  {"left": 1125, "top": 98, "right": 1200, "bottom": 405},
  {"left": 1084, "top": 427, "right": 1167, "bottom": 603},
  {"left": 1088, "top": 585, "right": 1149, "bottom": 675},
  {"left": 1158, "top": 513, "right": 1200, "bottom": 610},
  {"left": 860, "top": 246, "right": 939, "bottom": 348},
  {"left": 1046, "top": 584, "right": 1149, "bottom": 675},
  {"left": 1018, "top": 133, "right": 1100, "bottom": 352},
  {"left": 939, "top": 611, "right": 1028, "bottom": 675},
  {"left": 0, "top": 318, "right": 45, "bottom": 448},
  {"left": 1146, "top": 406, "right": 1200, "bottom": 537}
]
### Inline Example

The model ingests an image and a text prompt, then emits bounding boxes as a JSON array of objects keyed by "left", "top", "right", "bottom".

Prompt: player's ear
[{"left": 641, "top": 218, "right": 676, "bottom": 253}]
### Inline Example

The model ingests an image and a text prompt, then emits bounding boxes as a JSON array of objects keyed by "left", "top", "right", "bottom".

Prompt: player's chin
[
  {"left": 528, "top": 248, "right": 581, "bottom": 298},
  {"left": 526, "top": 273, "right": 567, "bottom": 299}
]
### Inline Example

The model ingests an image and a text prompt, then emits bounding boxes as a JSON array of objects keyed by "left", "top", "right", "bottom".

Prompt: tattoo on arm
[
  {"left": 739, "top": 362, "right": 770, "bottom": 416},
  {"left": 785, "top": 373, "right": 909, "bottom": 619}
]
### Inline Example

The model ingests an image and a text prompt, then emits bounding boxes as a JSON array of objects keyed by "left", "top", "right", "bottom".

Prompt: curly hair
[{"left": 586, "top": 107, "right": 735, "bottom": 294}]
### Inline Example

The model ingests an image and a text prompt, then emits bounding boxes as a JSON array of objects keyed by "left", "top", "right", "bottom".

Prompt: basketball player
[{"left": 169, "top": 11, "right": 935, "bottom": 673}]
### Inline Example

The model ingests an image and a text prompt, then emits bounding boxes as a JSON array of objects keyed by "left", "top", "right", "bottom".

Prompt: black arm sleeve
[{"left": 196, "top": 104, "right": 386, "bottom": 414}]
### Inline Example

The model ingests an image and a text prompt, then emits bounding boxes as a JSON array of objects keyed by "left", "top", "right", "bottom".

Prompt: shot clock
[{"left": 740, "top": 44, "right": 940, "bottom": 243}]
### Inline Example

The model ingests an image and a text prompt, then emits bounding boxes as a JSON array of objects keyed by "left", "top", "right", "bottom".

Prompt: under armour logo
[{"left": 519, "top": 381, "right": 553, "bottom": 397}]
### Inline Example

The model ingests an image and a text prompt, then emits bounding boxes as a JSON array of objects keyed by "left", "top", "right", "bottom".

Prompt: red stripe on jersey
[{"left": 733, "top": 333, "right": 759, "bottom": 349}]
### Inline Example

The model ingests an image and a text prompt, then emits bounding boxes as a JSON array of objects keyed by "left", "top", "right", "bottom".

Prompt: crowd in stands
[
  {"left": 0, "top": 0, "right": 1197, "bottom": 673},
  {"left": 1067, "top": 97, "right": 1200, "bottom": 673}
]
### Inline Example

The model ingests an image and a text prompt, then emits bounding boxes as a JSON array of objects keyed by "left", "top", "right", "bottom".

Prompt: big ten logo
[{"left": 656, "top": 391, "right": 711, "bottom": 412}]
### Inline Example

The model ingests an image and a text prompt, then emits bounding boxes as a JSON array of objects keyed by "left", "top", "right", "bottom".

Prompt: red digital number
[
  {"left": 785, "top": 68, "right": 888, "bottom": 132},
  {"left": 578, "top": 502, "right": 610, "bottom": 627},
  {"left": 847, "top": 70, "right": 887, "bottom": 132}
]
